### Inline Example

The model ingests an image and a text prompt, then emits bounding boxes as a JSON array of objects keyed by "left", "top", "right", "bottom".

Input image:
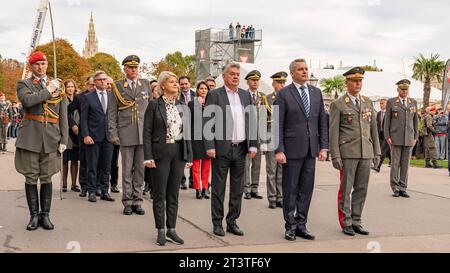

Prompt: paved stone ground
[{"left": 1, "top": 140, "right": 450, "bottom": 253}]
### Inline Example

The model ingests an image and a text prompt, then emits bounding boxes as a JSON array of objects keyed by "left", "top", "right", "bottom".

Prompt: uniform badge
[
  {"left": 345, "top": 97, "right": 350, "bottom": 104},
  {"left": 141, "top": 91, "right": 149, "bottom": 100},
  {"left": 124, "top": 82, "right": 129, "bottom": 88},
  {"left": 393, "top": 111, "right": 398, "bottom": 118},
  {"left": 137, "top": 80, "right": 142, "bottom": 87},
  {"left": 361, "top": 97, "right": 366, "bottom": 103},
  {"left": 346, "top": 113, "right": 353, "bottom": 124},
  {"left": 33, "top": 79, "right": 39, "bottom": 85}
]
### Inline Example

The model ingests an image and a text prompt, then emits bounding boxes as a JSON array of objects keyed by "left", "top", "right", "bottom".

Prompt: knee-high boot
[
  {"left": 40, "top": 183, "right": 54, "bottom": 230},
  {"left": 25, "top": 184, "right": 40, "bottom": 231}
]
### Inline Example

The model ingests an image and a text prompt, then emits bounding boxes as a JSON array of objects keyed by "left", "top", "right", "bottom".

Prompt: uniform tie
[{"left": 355, "top": 98, "right": 359, "bottom": 109}]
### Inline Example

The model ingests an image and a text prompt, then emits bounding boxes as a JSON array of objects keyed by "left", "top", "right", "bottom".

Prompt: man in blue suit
[
  {"left": 275, "top": 59, "right": 329, "bottom": 241},
  {"left": 80, "top": 71, "right": 115, "bottom": 203}
]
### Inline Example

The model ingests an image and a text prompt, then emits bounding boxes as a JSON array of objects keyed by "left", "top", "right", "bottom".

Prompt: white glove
[
  {"left": 47, "top": 79, "right": 60, "bottom": 94},
  {"left": 58, "top": 144, "right": 67, "bottom": 154}
]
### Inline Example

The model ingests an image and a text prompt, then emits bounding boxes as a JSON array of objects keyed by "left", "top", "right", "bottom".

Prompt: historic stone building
[{"left": 82, "top": 12, "right": 98, "bottom": 58}]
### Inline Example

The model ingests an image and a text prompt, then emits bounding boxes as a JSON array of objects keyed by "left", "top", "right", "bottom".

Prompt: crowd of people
[
  {"left": 228, "top": 22, "right": 256, "bottom": 40},
  {"left": 10, "top": 50, "right": 449, "bottom": 246},
  {"left": 0, "top": 94, "right": 23, "bottom": 151}
]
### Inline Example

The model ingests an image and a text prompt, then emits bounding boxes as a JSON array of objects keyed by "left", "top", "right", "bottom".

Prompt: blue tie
[{"left": 300, "top": 86, "right": 310, "bottom": 117}]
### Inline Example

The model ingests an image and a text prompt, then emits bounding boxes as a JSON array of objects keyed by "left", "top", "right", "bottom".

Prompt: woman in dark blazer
[
  {"left": 188, "top": 81, "right": 211, "bottom": 199},
  {"left": 143, "top": 71, "right": 193, "bottom": 246}
]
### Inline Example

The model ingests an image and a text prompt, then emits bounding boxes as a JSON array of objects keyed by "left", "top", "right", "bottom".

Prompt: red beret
[{"left": 29, "top": 51, "right": 47, "bottom": 65}]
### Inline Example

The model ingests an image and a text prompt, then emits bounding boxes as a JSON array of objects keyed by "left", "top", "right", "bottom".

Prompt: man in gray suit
[
  {"left": 109, "top": 55, "right": 150, "bottom": 216},
  {"left": 15, "top": 51, "right": 68, "bottom": 231},
  {"left": 384, "top": 79, "right": 419, "bottom": 198}
]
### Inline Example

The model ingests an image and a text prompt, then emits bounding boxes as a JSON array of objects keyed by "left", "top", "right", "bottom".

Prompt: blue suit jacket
[
  {"left": 80, "top": 91, "right": 111, "bottom": 143},
  {"left": 275, "top": 83, "right": 329, "bottom": 159}
]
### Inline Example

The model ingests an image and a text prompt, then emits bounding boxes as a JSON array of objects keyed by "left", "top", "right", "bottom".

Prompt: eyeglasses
[{"left": 95, "top": 78, "right": 108, "bottom": 82}]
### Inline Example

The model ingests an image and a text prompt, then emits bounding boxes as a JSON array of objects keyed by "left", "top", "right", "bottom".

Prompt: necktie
[
  {"left": 252, "top": 93, "right": 257, "bottom": 104},
  {"left": 100, "top": 92, "right": 107, "bottom": 114},
  {"left": 355, "top": 98, "right": 359, "bottom": 109},
  {"left": 131, "top": 82, "right": 136, "bottom": 93},
  {"left": 300, "top": 86, "right": 310, "bottom": 117},
  {"left": 402, "top": 99, "right": 406, "bottom": 107},
  {"left": 185, "top": 93, "right": 190, "bottom": 104},
  {"left": 40, "top": 79, "right": 46, "bottom": 89}
]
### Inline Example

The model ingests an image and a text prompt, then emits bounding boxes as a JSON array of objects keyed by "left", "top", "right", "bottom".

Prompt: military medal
[
  {"left": 347, "top": 113, "right": 353, "bottom": 124},
  {"left": 394, "top": 111, "right": 398, "bottom": 118}
]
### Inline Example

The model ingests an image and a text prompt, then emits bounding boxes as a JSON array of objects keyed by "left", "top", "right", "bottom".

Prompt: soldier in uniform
[
  {"left": 15, "top": 51, "right": 68, "bottom": 231},
  {"left": 384, "top": 79, "right": 419, "bottom": 198},
  {"left": 0, "top": 93, "right": 13, "bottom": 151},
  {"left": 422, "top": 107, "right": 441, "bottom": 169},
  {"left": 329, "top": 67, "right": 380, "bottom": 236},
  {"left": 109, "top": 55, "right": 150, "bottom": 215},
  {"left": 243, "top": 70, "right": 265, "bottom": 199},
  {"left": 263, "top": 71, "right": 287, "bottom": 209}
]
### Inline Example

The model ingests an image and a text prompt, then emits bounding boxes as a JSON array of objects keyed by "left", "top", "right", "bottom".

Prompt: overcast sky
[{"left": 0, "top": 0, "right": 448, "bottom": 77}]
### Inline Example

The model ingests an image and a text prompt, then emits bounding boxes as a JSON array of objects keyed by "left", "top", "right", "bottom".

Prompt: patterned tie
[
  {"left": 100, "top": 92, "right": 107, "bottom": 114},
  {"left": 40, "top": 79, "right": 46, "bottom": 89},
  {"left": 300, "top": 86, "right": 310, "bottom": 117}
]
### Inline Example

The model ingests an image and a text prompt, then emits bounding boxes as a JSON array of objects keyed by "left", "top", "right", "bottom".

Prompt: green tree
[
  {"left": 320, "top": 75, "right": 346, "bottom": 99},
  {"left": 151, "top": 51, "right": 195, "bottom": 82},
  {"left": 88, "top": 52, "right": 123, "bottom": 80},
  {"left": 412, "top": 53, "right": 445, "bottom": 108},
  {"left": 34, "top": 39, "right": 91, "bottom": 89}
]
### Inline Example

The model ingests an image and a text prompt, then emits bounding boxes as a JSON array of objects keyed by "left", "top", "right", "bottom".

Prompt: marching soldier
[
  {"left": 384, "top": 79, "right": 419, "bottom": 198},
  {"left": 263, "top": 71, "right": 287, "bottom": 209},
  {"left": 329, "top": 67, "right": 380, "bottom": 236},
  {"left": 109, "top": 55, "right": 150, "bottom": 215},
  {"left": 244, "top": 70, "right": 264, "bottom": 200},
  {"left": 15, "top": 51, "right": 68, "bottom": 231},
  {"left": 422, "top": 107, "right": 441, "bottom": 169},
  {"left": 0, "top": 93, "right": 12, "bottom": 151}
]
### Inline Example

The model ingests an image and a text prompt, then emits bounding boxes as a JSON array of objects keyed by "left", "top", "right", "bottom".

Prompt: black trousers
[
  {"left": 211, "top": 143, "right": 246, "bottom": 227},
  {"left": 151, "top": 142, "right": 185, "bottom": 229},
  {"left": 282, "top": 154, "right": 316, "bottom": 232},
  {"left": 78, "top": 141, "right": 88, "bottom": 191},
  {"left": 86, "top": 140, "right": 113, "bottom": 195},
  {"left": 110, "top": 144, "right": 120, "bottom": 187},
  {"left": 144, "top": 166, "right": 152, "bottom": 190},
  {"left": 378, "top": 135, "right": 391, "bottom": 168}
]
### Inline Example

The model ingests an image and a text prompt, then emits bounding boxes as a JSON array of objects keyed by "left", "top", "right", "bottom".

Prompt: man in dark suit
[
  {"left": 373, "top": 98, "right": 390, "bottom": 172},
  {"left": 179, "top": 75, "right": 195, "bottom": 190},
  {"left": 275, "top": 59, "right": 329, "bottom": 241},
  {"left": 80, "top": 71, "right": 114, "bottom": 203},
  {"left": 205, "top": 63, "right": 258, "bottom": 237}
]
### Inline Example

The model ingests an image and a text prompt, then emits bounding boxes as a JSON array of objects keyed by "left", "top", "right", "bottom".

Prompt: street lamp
[{"left": 309, "top": 73, "right": 318, "bottom": 87}]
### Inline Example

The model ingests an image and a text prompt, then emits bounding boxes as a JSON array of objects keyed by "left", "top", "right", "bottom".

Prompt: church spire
[{"left": 83, "top": 12, "right": 98, "bottom": 58}]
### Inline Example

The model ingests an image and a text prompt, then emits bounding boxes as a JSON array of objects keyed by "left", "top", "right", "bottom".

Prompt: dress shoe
[
  {"left": 196, "top": 190, "right": 203, "bottom": 199},
  {"left": 244, "top": 192, "right": 251, "bottom": 199},
  {"left": 202, "top": 189, "right": 210, "bottom": 199},
  {"left": 79, "top": 190, "right": 87, "bottom": 198},
  {"left": 156, "top": 229, "right": 166, "bottom": 246},
  {"left": 399, "top": 191, "right": 410, "bottom": 198},
  {"left": 276, "top": 201, "right": 283, "bottom": 208},
  {"left": 213, "top": 225, "right": 225, "bottom": 236},
  {"left": 166, "top": 229, "right": 184, "bottom": 245},
  {"left": 132, "top": 205, "right": 145, "bottom": 215},
  {"left": 123, "top": 206, "right": 133, "bottom": 215},
  {"left": 343, "top": 226, "right": 355, "bottom": 236},
  {"left": 392, "top": 190, "right": 400, "bottom": 197},
  {"left": 88, "top": 193, "right": 97, "bottom": 202},
  {"left": 295, "top": 229, "right": 315, "bottom": 240},
  {"left": 250, "top": 192, "right": 264, "bottom": 199},
  {"left": 96, "top": 190, "right": 101, "bottom": 197},
  {"left": 180, "top": 183, "right": 188, "bottom": 190},
  {"left": 285, "top": 230, "right": 296, "bottom": 241},
  {"left": 62, "top": 186, "right": 67, "bottom": 193},
  {"left": 268, "top": 202, "right": 276, "bottom": 209},
  {"left": 71, "top": 185, "right": 81, "bottom": 192},
  {"left": 226, "top": 224, "right": 244, "bottom": 236},
  {"left": 101, "top": 194, "right": 115, "bottom": 202},
  {"left": 110, "top": 186, "right": 120, "bottom": 193},
  {"left": 352, "top": 225, "right": 370, "bottom": 235}
]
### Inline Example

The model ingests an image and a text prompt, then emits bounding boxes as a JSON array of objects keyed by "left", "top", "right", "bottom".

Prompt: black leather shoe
[
  {"left": 285, "top": 230, "right": 296, "bottom": 241},
  {"left": 110, "top": 186, "right": 120, "bottom": 193},
  {"left": 250, "top": 192, "right": 264, "bottom": 199},
  {"left": 276, "top": 201, "right": 283, "bottom": 208},
  {"left": 156, "top": 229, "right": 166, "bottom": 246},
  {"left": 226, "top": 225, "right": 244, "bottom": 236},
  {"left": 88, "top": 193, "right": 97, "bottom": 202},
  {"left": 296, "top": 229, "right": 315, "bottom": 240},
  {"left": 71, "top": 185, "right": 81, "bottom": 192},
  {"left": 79, "top": 190, "right": 87, "bottom": 197},
  {"left": 132, "top": 205, "right": 145, "bottom": 215},
  {"left": 202, "top": 189, "right": 210, "bottom": 199},
  {"left": 62, "top": 186, "right": 67, "bottom": 193},
  {"left": 166, "top": 229, "right": 184, "bottom": 245},
  {"left": 196, "top": 190, "right": 203, "bottom": 199},
  {"left": 180, "top": 183, "right": 188, "bottom": 190},
  {"left": 96, "top": 190, "right": 101, "bottom": 197},
  {"left": 101, "top": 194, "right": 115, "bottom": 202},
  {"left": 268, "top": 202, "right": 276, "bottom": 209},
  {"left": 213, "top": 225, "right": 225, "bottom": 236},
  {"left": 343, "top": 226, "right": 355, "bottom": 236},
  {"left": 244, "top": 192, "right": 251, "bottom": 199},
  {"left": 392, "top": 191, "right": 400, "bottom": 197},
  {"left": 352, "top": 225, "right": 370, "bottom": 235},
  {"left": 399, "top": 191, "right": 410, "bottom": 198},
  {"left": 123, "top": 206, "right": 132, "bottom": 215}
]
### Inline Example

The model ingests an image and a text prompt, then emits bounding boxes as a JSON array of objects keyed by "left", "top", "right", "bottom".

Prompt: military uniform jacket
[
  {"left": 329, "top": 94, "right": 381, "bottom": 159},
  {"left": 15, "top": 77, "right": 68, "bottom": 153},
  {"left": 0, "top": 102, "right": 13, "bottom": 124},
  {"left": 384, "top": 97, "right": 419, "bottom": 146},
  {"left": 109, "top": 78, "right": 150, "bottom": 146}
]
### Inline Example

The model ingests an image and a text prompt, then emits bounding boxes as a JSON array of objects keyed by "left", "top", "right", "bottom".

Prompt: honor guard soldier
[
  {"left": 109, "top": 55, "right": 150, "bottom": 215},
  {"left": 422, "top": 106, "right": 441, "bottom": 169},
  {"left": 243, "top": 70, "right": 265, "bottom": 199},
  {"left": 15, "top": 51, "right": 68, "bottom": 231},
  {"left": 0, "top": 93, "right": 12, "bottom": 151},
  {"left": 329, "top": 67, "right": 381, "bottom": 236},
  {"left": 384, "top": 79, "right": 419, "bottom": 198},
  {"left": 263, "top": 71, "right": 287, "bottom": 209}
]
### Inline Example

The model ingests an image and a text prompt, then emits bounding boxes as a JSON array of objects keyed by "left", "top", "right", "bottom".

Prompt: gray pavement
[{"left": 1, "top": 140, "right": 450, "bottom": 253}]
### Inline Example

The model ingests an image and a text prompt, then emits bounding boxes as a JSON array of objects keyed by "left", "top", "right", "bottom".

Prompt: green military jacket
[{"left": 384, "top": 97, "right": 419, "bottom": 147}]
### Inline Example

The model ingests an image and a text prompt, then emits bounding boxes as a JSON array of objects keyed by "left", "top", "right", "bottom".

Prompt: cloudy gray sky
[{"left": 0, "top": 0, "right": 448, "bottom": 77}]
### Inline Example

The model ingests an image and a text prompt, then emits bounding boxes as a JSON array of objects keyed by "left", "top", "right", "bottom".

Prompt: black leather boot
[
  {"left": 425, "top": 160, "right": 433, "bottom": 168},
  {"left": 25, "top": 184, "right": 40, "bottom": 231},
  {"left": 40, "top": 183, "right": 54, "bottom": 230},
  {"left": 432, "top": 160, "right": 442, "bottom": 169}
]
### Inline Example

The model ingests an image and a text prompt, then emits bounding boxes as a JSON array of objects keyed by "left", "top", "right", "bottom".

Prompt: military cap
[
  {"left": 122, "top": 55, "right": 140, "bottom": 67},
  {"left": 343, "top": 66, "right": 365, "bottom": 80},
  {"left": 270, "top": 71, "right": 288, "bottom": 81},
  {"left": 396, "top": 79, "right": 411, "bottom": 90},
  {"left": 28, "top": 51, "right": 47, "bottom": 65},
  {"left": 245, "top": 70, "right": 261, "bottom": 80}
]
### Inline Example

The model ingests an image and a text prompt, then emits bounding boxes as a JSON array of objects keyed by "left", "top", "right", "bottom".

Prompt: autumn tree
[
  {"left": 88, "top": 52, "right": 123, "bottom": 80},
  {"left": 34, "top": 39, "right": 91, "bottom": 89},
  {"left": 151, "top": 51, "right": 195, "bottom": 82},
  {"left": 0, "top": 58, "right": 23, "bottom": 101}
]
